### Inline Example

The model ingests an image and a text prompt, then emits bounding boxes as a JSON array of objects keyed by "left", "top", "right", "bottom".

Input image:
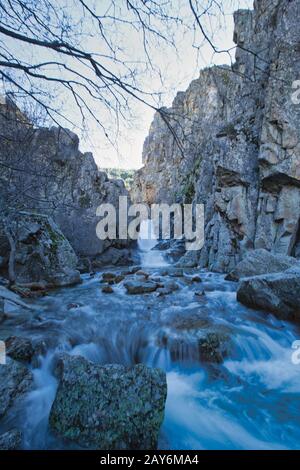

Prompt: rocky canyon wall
[
  {"left": 131, "top": 0, "right": 300, "bottom": 272},
  {"left": 0, "top": 97, "right": 132, "bottom": 275}
]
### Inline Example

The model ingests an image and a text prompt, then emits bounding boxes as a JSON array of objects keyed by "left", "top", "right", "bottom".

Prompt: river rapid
[{"left": 1, "top": 222, "right": 300, "bottom": 450}]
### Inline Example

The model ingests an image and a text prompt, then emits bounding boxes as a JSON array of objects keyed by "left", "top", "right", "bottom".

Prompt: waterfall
[{"left": 137, "top": 219, "right": 169, "bottom": 268}]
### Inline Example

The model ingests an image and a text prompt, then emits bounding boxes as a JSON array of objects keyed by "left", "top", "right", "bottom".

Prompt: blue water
[{"left": 1, "top": 249, "right": 300, "bottom": 449}]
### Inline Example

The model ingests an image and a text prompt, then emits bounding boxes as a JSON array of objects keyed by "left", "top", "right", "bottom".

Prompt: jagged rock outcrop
[
  {"left": 0, "top": 98, "right": 132, "bottom": 275},
  {"left": 4, "top": 212, "right": 81, "bottom": 287},
  {"left": 132, "top": 0, "right": 300, "bottom": 272}
]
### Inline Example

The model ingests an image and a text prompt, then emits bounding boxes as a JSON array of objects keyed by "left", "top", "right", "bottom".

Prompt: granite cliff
[
  {"left": 131, "top": 0, "right": 300, "bottom": 272},
  {"left": 0, "top": 97, "right": 132, "bottom": 285}
]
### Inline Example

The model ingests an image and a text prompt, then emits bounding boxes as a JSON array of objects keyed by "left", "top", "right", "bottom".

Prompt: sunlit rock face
[
  {"left": 132, "top": 0, "right": 300, "bottom": 272},
  {"left": 0, "top": 98, "right": 131, "bottom": 265}
]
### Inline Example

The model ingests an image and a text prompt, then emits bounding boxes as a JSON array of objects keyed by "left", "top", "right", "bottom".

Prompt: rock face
[
  {"left": 6, "top": 212, "right": 81, "bottom": 287},
  {"left": 0, "top": 430, "right": 22, "bottom": 450},
  {"left": 0, "top": 98, "right": 132, "bottom": 274},
  {"left": 49, "top": 354, "right": 167, "bottom": 450},
  {"left": 237, "top": 267, "right": 300, "bottom": 321},
  {"left": 226, "top": 249, "right": 300, "bottom": 281},
  {"left": 6, "top": 336, "right": 34, "bottom": 363},
  {"left": 132, "top": 0, "right": 300, "bottom": 272},
  {"left": 0, "top": 358, "right": 33, "bottom": 418}
]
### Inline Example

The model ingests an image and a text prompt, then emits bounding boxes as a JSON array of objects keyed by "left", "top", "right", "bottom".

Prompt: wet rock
[
  {"left": 102, "top": 272, "right": 116, "bottom": 281},
  {"left": 237, "top": 267, "right": 300, "bottom": 321},
  {"left": 0, "top": 430, "right": 22, "bottom": 450},
  {"left": 100, "top": 273, "right": 124, "bottom": 285},
  {"left": 67, "top": 303, "right": 83, "bottom": 310},
  {"left": 157, "top": 281, "right": 179, "bottom": 296},
  {"left": 226, "top": 249, "right": 300, "bottom": 281},
  {"left": 149, "top": 276, "right": 163, "bottom": 284},
  {"left": 0, "top": 358, "right": 33, "bottom": 418},
  {"left": 198, "top": 332, "right": 229, "bottom": 363},
  {"left": 176, "top": 251, "right": 198, "bottom": 268},
  {"left": 6, "top": 336, "right": 34, "bottom": 362},
  {"left": 102, "top": 285, "right": 114, "bottom": 294},
  {"left": 121, "top": 266, "right": 141, "bottom": 276},
  {"left": 168, "top": 269, "right": 184, "bottom": 278},
  {"left": 124, "top": 280, "right": 158, "bottom": 294},
  {"left": 49, "top": 354, "right": 167, "bottom": 450},
  {"left": 135, "top": 270, "right": 149, "bottom": 278},
  {"left": 194, "top": 287, "right": 205, "bottom": 297}
]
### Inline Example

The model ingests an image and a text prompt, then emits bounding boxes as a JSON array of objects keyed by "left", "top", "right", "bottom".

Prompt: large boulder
[
  {"left": 49, "top": 354, "right": 167, "bottom": 450},
  {"left": 0, "top": 358, "right": 33, "bottom": 418},
  {"left": 237, "top": 267, "right": 300, "bottom": 321},
  {"left": 226, "top": 249, "right": 300, "bottom": 281},
  {"left": 6, "top": 212, "right": 81, "bottom": 288},
  {"left": 6, "top": 336, "right": 34, "bottom": 363},
  {"left": 0, "top": 430, "right": 22, "bottom": 450}
]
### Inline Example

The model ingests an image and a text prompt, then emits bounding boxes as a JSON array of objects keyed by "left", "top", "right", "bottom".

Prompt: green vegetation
[
  {"left": 180, "top": 156, "right": 202, "bottom": 203},
  {"left": 102, "top": 168, "right": 135, "bottom": 190},
  {"left": 78, "top": 193, "right": 91, "bottom": 208}
]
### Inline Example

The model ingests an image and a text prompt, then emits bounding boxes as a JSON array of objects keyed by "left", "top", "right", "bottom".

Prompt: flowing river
[{"left": 1, "top": 221, "right": 300, "bottom": 449}]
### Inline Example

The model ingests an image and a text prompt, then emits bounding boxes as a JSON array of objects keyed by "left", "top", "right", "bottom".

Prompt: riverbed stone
[
  {"left": 157, "top": 321, "right": 231, "bottom": 364},
  {"left": 237, "top": 267, "right": 300, "bottom": 321},
  {"left": 49, "top": 354, "right": 167, "bottom": 449},
  {"left": 6, "top": 336, "right": 34, "bottom": 362},
  {"left": 226, "top": 249, "right": 300, "bottom": 281},
  {"left": 101, "top": 285, "right": 114, "bottom": 294},
  {"left": 124, "top": 280, "right": 159, "bottom": 294},
  {"left": 0, "top": 298, "right": 5, "bottom": 323},
  {"left": 157, "top": 280, "right": 180, "bottom": 296}
]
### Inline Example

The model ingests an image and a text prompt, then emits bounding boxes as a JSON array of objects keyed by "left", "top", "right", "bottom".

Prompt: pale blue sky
[
  {"left": 82, "top": 0, "right": 252, "bottom": 169},
  {"left": 1, "top": 0, "right": 252, "bottom": 169}
]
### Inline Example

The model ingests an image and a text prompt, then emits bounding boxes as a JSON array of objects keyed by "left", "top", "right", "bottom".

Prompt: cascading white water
[
  {"left": 137, "top": 219, "right": 169, "bottom": 268},
  {"left": 3, "top": 264, "right": 300, "bottom": 449}
]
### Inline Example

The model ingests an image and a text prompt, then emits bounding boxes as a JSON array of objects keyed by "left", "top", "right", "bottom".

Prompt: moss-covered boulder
[
  {"left": 49, "top": 354, "right": 167, "bottom": 449},
  {"left": 0, "top": 358, "right": 33, "bottom": 419}
]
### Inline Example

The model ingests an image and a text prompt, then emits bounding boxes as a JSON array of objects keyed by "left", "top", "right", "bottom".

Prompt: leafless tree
[{"left": 0, "top": 0, "right": 250, "bottom": 141}]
